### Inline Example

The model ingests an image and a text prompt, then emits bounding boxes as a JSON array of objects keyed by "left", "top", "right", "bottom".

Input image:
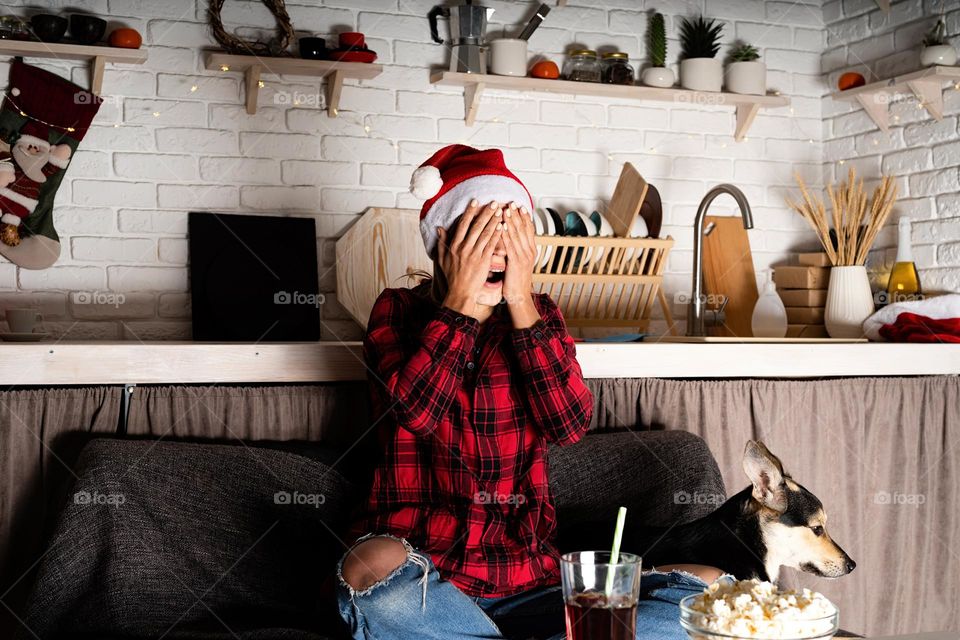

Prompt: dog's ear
[{"left": 742, "top": 440, "right": 788, "bottom": 513}]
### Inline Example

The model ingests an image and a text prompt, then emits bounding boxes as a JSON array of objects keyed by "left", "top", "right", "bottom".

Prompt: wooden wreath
[{"left": 208, "top": 0, "right": 296, "bottom": 57}]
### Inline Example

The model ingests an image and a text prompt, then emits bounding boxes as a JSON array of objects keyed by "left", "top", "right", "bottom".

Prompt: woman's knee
[{"left": 340, "top": 536, "right": 409, "bottom": 591}]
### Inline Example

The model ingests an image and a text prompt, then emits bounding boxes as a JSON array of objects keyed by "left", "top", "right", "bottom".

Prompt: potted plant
[
  {"left": 921, "top": 17, "right": 957, "bottom": 67},
  {"left": 725, "top": 42, "right": 765, "bottom": 95},
  {"left": 679, "top": 15, "right": 724, "bottom": 92},
  {"left": 641, "top": 12, "right": 674, "bottom": 88}
]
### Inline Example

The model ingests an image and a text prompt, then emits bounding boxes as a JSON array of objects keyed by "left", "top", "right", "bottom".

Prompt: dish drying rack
[{"left": 532, "top": 234, "right": 675, "bottom": 333}]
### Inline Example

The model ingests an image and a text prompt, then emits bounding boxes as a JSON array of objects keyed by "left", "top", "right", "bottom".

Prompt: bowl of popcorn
[{"left": 679, "top": 578, "right": 839, "bottom": 640}]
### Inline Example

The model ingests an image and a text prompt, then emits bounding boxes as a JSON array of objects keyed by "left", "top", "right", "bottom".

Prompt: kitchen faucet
[{"left": 687, "top": 184, "right": 754, "bottom": 337}]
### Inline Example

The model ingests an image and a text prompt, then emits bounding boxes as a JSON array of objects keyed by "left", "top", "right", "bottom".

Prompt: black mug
[{"left": 299, "top": 37, "right": 326, "bottom": 60}]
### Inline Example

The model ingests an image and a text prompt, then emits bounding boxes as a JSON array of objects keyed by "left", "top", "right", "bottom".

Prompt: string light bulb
[{"left": 220, "top": 65, "right": 229, "bottom": 72}]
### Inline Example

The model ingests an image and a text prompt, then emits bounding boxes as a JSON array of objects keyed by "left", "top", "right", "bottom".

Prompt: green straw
[{"left": 604, "top": 506, "right": 627, "bottom": 598}]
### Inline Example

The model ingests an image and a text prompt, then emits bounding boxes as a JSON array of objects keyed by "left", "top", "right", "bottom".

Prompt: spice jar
[
  {"left": 601, "top": 52, "right": 634, "bottom": 85},
  {"left": 563, "top": 49, "right": 601, "bottom": 83}
]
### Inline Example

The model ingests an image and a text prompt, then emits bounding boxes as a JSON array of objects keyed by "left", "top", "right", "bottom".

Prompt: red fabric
[
  {"left": 352, "top": 282, "right": 594, "bottom": 597},
  {"left": 5, "top": 60, "right": 102, "bottom": 140},
  {"left": 417, "top": 144, "right": 532, "bottom": 221},
  {"left": 879, "top": 312, "right": 960, "bottom": 343}
]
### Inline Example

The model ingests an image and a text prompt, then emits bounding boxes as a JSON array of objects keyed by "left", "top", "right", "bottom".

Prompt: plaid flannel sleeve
[
  {"left": 363, "top": 289, "right": 478, "bottom": 437},
  {"left": 510, "top": 295, "right": 594, "bottom": 446}
]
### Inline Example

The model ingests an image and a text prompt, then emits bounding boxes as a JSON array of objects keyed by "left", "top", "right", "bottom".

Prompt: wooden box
[
  {"left": 778, "top": 288, "right": 828, "bottom": 307},
  {"left": 786, "top": 306, "right": 826, "bottom": 324},
  {"left": 798, "top": 252, "right": 832, "bottom": 267},
  {"left": 773, "top": 266, "right": 830, "bottom": 289}
]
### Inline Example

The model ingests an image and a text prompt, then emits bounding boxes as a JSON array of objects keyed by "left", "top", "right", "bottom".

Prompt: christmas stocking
[{"left": 0, "top": 60, "right": 102, "bottom": 269}]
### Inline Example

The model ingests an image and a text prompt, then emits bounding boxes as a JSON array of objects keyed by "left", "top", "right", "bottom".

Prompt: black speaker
[{"left": 188, "top": 212, "right": 321, "bottom": 341}]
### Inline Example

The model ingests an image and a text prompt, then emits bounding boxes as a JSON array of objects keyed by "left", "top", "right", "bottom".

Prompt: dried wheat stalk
[{"left": 787, "top": 168, "right": 898, "bottom": 266}]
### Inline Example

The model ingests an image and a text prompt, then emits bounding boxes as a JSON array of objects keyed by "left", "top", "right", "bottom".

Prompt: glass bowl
[{"left": 679, "top": 593, "right": 839, "bottom": 640}]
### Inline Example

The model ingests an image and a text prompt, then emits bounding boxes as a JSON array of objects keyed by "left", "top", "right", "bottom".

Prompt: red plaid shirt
[{"left": 352, "top": 282, "right": 594, "bottom": 597}]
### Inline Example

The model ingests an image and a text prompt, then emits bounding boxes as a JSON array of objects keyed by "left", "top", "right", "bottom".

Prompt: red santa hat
[
  {"left": 409, "top": 144, "right": 533, "bottom": 258},
  {"left": 16, "top": 121, "right": 50, "bottom": 152}
]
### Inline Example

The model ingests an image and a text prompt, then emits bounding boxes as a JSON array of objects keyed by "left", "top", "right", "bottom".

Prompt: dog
[{"left": 560, "top": 440, "right": 856, "bottom": 583}]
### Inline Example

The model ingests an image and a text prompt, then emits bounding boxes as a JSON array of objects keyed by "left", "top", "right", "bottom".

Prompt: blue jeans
[{"left": 335, "top": 534, "right": 718, "bottom": 640}]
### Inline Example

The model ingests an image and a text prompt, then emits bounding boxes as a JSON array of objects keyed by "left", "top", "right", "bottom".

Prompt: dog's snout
[{"left": 845, "top": 557, "right": 856, "bottom": 573}]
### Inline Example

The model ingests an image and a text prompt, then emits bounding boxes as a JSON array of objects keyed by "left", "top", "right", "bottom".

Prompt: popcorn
[{"left": 685, "top": 578, "right": 837, "bottom": 639}]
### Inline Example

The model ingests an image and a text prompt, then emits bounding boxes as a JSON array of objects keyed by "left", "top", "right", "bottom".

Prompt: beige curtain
[
  {"left": 0, "top": 385, "right": 120, "bottom": 631},
  {"left": 613, "top": 376, "right": 959, "bottom": 638},
  {"left": 125, "top": 383, "right": 370, "bottom": 447}
]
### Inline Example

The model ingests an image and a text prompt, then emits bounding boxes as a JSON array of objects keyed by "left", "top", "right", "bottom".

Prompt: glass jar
[
  {"left": 601, "top": 51, "right": 635, "bottom": 85},
  {"left": 0, "top": 16, "right": 29, "bottom": 40},
  {"left": 563, "top": 49, "right": 601, "bottom": 83}
]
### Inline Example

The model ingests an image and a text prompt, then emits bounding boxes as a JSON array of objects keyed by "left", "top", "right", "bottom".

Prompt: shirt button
[
  {"left": 533, "top": 331, "right": 543, "bottom": 339},
  {"left": 454, "top": 315, "right": 465, "bottom": 325},
  {"left": 466, "top": 361, "right": 475, "bottom": 370}
]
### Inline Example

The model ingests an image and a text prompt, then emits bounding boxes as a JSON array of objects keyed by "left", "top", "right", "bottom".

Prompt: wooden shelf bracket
[{"left": 734, "top": 103, "right": 761, "bottom": 141}]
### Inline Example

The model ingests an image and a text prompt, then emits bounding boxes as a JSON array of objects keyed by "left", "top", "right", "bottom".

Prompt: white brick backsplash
[
  {"left": 115, "top": 153, "right": 198, "bottom": 181},
  {"left": 157, "top": 184, "right": 239, "bottom": 209},
  {"left": 240, "top": 186, "right": 319, "bottom": 210},
  {"left": 3, "top": 0, "right": 953, "bottom": 337},
  {"left": 107, "top": 267, "right": 187, "bottom": 293},
  {"left": 71, "top": 290, "right": 156, "bottom": 319},
  {"left": 72, "top": 237, "right": 157, "bottom": 263},
  {"left": 74, "top": 181, "right": 155, "bottom": 208},
  {"left": 157, "top": 128, "right": 238, "bottom": 154}
]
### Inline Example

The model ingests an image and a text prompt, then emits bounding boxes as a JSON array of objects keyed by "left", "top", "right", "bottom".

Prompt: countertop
[{"left": 4, "top": 341, "right": 960, "bottom": 385}]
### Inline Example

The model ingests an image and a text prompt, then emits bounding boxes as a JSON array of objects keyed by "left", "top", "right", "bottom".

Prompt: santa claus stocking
[{"left": 0, "top": 60, "right": 101, "bottom": 269}]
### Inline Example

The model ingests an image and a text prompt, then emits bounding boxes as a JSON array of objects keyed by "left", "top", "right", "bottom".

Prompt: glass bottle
[
  {"left": 886, "top": 217, "right": 922, "bottom": 304},
  {"left": 563, "top": 50, "right": 601, "bottom": 83}
]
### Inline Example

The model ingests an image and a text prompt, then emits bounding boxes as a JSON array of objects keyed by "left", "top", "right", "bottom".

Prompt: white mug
[
  {"left": 5, "top": 308, "right": 42, "bottom": 333},
  {"left": 490, "top": 39, "right": 528, "bottom": 76}
]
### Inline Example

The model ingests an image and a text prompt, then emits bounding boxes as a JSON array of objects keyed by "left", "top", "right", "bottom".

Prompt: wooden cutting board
[
  {"left": 335, "top": 207, "right": 431, "bottom": 329},
  {"left": 702, "top": 215, "right": 759, "bottom": 338}
]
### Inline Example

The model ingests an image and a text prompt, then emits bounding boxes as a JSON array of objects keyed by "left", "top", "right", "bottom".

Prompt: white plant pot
[
  {"left": 725, "top": 60, "right": 766, "bottom": 95},
  {"left": 921, "top": 44, "right": 957, "bottom": 67},
  {"left": 680, "top": 57, "right": 722, "bottom": 92},
  {"left": 641, "top": 66, "right": 675, "bottom": 88},
  {"left": 824, "top": 266, "right": 875, "bottom": 339}
]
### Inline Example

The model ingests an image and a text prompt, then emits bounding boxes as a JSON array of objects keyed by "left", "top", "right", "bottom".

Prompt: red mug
[{"left": 338, "top": 31, "right": 365, "bottom": 49}]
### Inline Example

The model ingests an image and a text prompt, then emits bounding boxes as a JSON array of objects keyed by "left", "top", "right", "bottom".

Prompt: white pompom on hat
[{"left": 408, "top": 144, "right": 534, "bottom": 258}]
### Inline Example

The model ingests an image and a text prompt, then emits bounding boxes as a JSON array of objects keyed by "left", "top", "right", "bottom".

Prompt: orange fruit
[
  {"left": 837, "top": 72, "right": 865, "bottom": 91},
  {"left": 530, "top": 60, "right": 560, "bottom": 79},
  {"left": 109, "top": 28, "right": 142, "bottom": 49}
]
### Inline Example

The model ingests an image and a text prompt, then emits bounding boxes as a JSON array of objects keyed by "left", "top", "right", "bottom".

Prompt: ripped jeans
[{"left": 335, "top": 534, "right": 719, "bottom": 640}]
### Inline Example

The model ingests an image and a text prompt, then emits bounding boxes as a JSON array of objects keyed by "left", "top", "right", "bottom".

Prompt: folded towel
[{"left": 863, "top": 293, "right": 960, "bottom": 342}]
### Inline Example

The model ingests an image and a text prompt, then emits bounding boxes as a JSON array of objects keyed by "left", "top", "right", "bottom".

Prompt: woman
[{"left": 335, "top": 145, "right": 724, "bottom": 639}]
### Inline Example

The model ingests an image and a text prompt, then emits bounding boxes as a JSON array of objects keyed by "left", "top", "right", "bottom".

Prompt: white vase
[
  {"left": 921, "top": 44, "right": 957, "bottom": 67},
  {"left": 641, "top": 66, "right": 675, "bottom": 88},
  {"left": 680, "top": 57, "right": 722, "bottom": 92},
  {"left": 725, "top": 60, "right": 766, "bottom": 95},
  {"left": 824, "top": 266, "right": 875, "bottom": 339}
]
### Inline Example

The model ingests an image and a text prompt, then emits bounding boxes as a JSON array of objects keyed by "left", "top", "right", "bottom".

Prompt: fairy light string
[{"left": 2, "top": 91, "right": 85, "bottom": 134}]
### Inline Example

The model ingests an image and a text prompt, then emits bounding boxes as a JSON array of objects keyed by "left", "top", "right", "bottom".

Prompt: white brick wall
[
  {"left": 823, "top": 0, "right": 960, "bottom": 293},
  {"left": 1, "top": 0, "right": 831, "bottom": 340}
]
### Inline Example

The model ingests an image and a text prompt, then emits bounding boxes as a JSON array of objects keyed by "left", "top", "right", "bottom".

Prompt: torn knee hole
[{"left": 341, "top": 536, "right": 409, "bottom": 592}]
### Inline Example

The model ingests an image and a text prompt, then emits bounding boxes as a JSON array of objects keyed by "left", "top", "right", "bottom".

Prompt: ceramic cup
[
  {"left": 5, "top": 308, "right": 42, "bottom": 333},
  {"left": 490, "top": 39, "right": 528, "bottom": 76}
]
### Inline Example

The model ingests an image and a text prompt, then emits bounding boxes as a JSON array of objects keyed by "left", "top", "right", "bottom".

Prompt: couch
[{"left": 15, "top": 430, "right": 723, "bottom": 639}]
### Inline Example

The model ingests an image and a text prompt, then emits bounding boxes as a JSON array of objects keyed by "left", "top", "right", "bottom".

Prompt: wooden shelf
[
  {"left": 430, "top": 71, "right": 790, "bottom": 141},
  {"left": 0, "top": 39, "right": 147, "bottom": 94},
  {"left": 203, "top": 51, "right": 383, "bottom": 116},
  {"left": 831, "top": 65, "right": 960, "bottom": 133}
]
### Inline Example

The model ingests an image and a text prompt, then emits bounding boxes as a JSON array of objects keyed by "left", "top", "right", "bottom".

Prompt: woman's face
[{"left": 438, "top": 213, "right": 509, "bottom": 308}]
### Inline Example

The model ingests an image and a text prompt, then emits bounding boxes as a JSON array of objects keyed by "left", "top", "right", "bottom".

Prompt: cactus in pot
[
  {"left": 642, "top": 11, "right": 675, "bottom": 88},
  {"left": 679, "top": 15, "right": 724, "bottom": 92},
  {"left": 726, "top": 42, "right": 766, "bottom": 95}
]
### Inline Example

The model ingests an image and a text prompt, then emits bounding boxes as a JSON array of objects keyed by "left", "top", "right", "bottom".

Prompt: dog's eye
[{"left": 811, "top": 525, "right": 824, "bottom": 536}]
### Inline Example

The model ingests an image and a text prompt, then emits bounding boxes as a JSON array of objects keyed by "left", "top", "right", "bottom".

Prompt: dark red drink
[{"left": 564, "top": 591, "right": 637, "bottom": 640}]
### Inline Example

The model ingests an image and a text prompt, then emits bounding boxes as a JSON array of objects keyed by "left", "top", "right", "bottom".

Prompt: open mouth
[{"left": 485, "top": 267, "right": 505, "bottom": 285}]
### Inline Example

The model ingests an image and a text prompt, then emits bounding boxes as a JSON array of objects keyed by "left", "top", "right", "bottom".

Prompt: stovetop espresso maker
[{"left": 428, "top": 0, "right": 495, "bottom": 74}]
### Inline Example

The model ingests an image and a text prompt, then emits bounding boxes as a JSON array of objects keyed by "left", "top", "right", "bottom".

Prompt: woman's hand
[
  {"left": 438, "top": 199, "right": 503, "bottom": 319},
  {"left": 502, "top": 202, "right": 541, "bottom": 328}
]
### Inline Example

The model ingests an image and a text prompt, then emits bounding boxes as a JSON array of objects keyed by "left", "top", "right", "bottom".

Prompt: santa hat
[
  {"left": 409, "top": 144, "right": 533, "bottom": 258},
  {"left": 16, "top": 121, "right": 50, "bottom": 152}
]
